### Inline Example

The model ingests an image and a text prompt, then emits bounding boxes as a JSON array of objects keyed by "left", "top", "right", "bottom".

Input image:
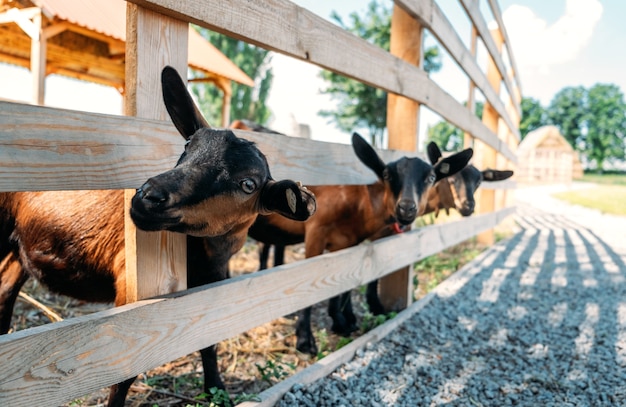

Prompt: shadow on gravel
[{"left": 385, "top": 204, "right": 626, "bottom": 406}]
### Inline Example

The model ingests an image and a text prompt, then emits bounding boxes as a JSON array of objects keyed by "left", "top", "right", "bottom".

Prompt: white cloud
[{"left": 504, "top": 0, "right": 603, "bottom": 75}]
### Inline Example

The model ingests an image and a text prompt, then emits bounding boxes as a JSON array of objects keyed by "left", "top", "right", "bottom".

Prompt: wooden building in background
[
  {"left": 517, "top": 125, "right": 583, "bottom": 184},
  {"left": 0, "top": 0, "right": 253, "bottom": 125}
]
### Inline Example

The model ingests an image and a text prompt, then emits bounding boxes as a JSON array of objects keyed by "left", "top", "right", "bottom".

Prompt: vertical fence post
[
  {"left": 475, "top": 28, "right": 504, "bottom": 245},
  {"left": 123, "top": 4, "right": 188, "bottom": 302},
  {"left": 380, "top": 4, "right": 423, "bottom": 311}
]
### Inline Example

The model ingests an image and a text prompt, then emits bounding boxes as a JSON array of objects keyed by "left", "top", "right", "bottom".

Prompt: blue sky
[{"left": 0, "top": 0, "right": 622, "bottom": 146}]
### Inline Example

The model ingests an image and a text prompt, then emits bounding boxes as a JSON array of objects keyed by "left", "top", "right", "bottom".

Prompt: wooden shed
[
  {"left": 517, "top": 125, "right": 583, "bottom": 184},
  {"left": 0, "top": 0, "right": 253, "bottom": 125}
]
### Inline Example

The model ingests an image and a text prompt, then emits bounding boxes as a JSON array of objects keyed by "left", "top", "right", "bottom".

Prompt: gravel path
[{"left": 275, "top": 183, "right": 626, "bottom": 406}]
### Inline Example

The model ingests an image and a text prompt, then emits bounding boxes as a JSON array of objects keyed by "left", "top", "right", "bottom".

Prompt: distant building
[{"left": 517, "top": 126, "right": 583, "bottom": 184}]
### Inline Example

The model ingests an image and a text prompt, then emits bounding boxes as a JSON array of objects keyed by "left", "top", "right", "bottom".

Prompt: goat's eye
[
  {"left": 240, "top": 178, "right": 257, "bottom": 194},
  {"left": 428, "top": 173, "right": 436, "bottom": 184},
  {"left": 383, "top": 168, "right": 391, "bottom": 181}
]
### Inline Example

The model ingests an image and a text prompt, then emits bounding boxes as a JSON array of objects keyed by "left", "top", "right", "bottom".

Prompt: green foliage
[
  {"left": 581, "top": 172, "right": 626, "bottom": 185},
  {"left": 195, "top": 387, "right": 260, "bottom": 407},
  {"left": 360, "top": 311, "right": 397, "bottom": 332},
  {"left": 191, "top": 26, "right": 273, "bottom": 125},
  {"left": 319, "top": 0, "right": 442, "bottom": 146},
  {"left": 314, "top": 328, "right": 330, "bottom": 359},
  {"left": 520, "top": 97, "right": 548, "bottom": 139},
  {"left": 255, "top": 359, "right": 296, "bottom": 384},
  {"left": 426, "top": 102, "right": 482, "bottom": 151},
  {"left": 413, "top": 240, "right": 483, "bottom": 295},
  {"left": 548, "top": 84, "right": 626, "bottom": 170},
  {"left": 335, "top": 336, "right": 354, "bottom": 350},
  {"left": 547, "top": 86, "right": 588, "bottom": 149},
  {"left": 585, "top": 84, "right": 626, "bottom": 170}
]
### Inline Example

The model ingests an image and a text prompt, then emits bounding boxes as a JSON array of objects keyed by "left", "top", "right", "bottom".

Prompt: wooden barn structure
[
  {"left": 0, "top": 0, "right": 253, "bottom": 125},
  {"left": 517, "top": 125, "right": 583, "bottom": 184},
  {"left": 0, "top": 0, "right": 521, "bottom": 405}
]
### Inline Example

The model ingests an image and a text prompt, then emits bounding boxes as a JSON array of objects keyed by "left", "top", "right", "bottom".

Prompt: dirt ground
[{"left": 10, "top": 240, "right": 378, "bottom": 407}]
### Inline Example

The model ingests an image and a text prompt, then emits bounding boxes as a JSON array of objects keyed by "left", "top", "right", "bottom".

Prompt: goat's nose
[
  {"left": 397, "top": 199, "right": 417, "bottom": 218},
  {"left": 137, "top": 181, "right": 168, "bottom": 204}
]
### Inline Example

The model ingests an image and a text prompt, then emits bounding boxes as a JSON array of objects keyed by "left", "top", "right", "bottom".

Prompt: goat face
[
  {"left": 427, "top": 142, "right": 513, "bottom": 217},
  {"left": 130, "top": 67, "right": 316, "bottom": 237},
  {"left": 351, "top": 133, "right": 473, "bottom": 226}
]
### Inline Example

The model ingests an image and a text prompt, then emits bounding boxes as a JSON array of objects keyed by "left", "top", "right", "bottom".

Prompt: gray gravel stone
[{"left": 275, "top": 184, "right": 626, "bottom": 406}]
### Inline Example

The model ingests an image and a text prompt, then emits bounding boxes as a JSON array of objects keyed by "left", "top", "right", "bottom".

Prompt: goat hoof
[
  {"left": 296, "top": 336, "right": 318, "bottom": 356},
  {"left": 368, "top": 302, "right": 386, "bottom": 316},
  {"left": 331, "top": 320, "right": 358, "bottom": 337}
]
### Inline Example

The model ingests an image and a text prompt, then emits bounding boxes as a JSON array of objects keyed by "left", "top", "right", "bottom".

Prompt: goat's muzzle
[
  {"left": 130, "top": 180, "right": 182, "bottom": 231},
  {"left": 459, "top": 201, "right": 475, "bottom": 217},
  {"left": 396, "top": 199, "right": 417, "bottom": 225}
]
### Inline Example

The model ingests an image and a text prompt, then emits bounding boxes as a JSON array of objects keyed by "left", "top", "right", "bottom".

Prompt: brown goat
[
  {"left": 363, "top": 142, "right": 514, "bottom": 315},
  {"left": 0, "top": 66, "right": 316, "bottom": 407},
  {"left": 248, "top": 134, "right": 473, "bottom": 354},
  {"left": 252, "top": 141, "right": 513, "bottom": 343}
]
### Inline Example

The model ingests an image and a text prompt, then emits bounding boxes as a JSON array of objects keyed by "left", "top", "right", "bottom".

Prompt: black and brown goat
[
  {"left": 363, "top": 142, "right": 514, "bottom": 315},
  {"left": 0, "top": 66, "right": 316, "bottom": 406},
  {"left": 248, "top": 134, "right": 473, "bottom": 354}
]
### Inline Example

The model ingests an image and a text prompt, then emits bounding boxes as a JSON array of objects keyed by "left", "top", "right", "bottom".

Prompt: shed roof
[
  {"left": 518, "top": 125, "right": 574, "bottom": 153},
  {"left": 0, "top": 0, "right": 254, "bottom": 87}
]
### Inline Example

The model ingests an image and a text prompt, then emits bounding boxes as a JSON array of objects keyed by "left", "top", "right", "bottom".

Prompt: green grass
[
  {"left": 552, "top": 185, "right": 626, "bottom": 216},
  {"left": 413, "top": 239, "right": 485, "bottom": 298},
  {"left": 581, "top": 172, "right": 626, "bottom": 186}
]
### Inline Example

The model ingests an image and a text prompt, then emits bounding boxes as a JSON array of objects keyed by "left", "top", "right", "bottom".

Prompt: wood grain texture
[
  {"left": 486, "top": 0, "right": 523, "bottom": 100},
  {"left": 0, "top": 101, "right": 183, "bottom": 191},
  {"left": 127, "top": 0, "right": 516, "bottom": 162},
  {"left": 0, "top": 207, "right": 514, "bottom": 406},
  {"left": 397, "top": 0, "right": 520, "bottom": 142},
  {"left": 0, "top": 102, "right": 419, "bottom": 191},
  {"left": 458, "top": 0, "right": 521, "bottom": 118},
  {"left": 123, "top": 5, "right": 189, "bottom": 301}
]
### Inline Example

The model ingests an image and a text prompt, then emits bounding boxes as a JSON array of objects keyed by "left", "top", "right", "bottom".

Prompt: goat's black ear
[
  {"left": 433, "top": 148, "right": 473, "bottom": 182},
  {"left": 426, "top": 141, "right": 442, "bottom": 164},
  {"left": 259, "top": 180, "right": 317, "bottom": 221},
  {"left": 482, "top": 169, "right": 514, "bottom": 182},
  {"left": 352, "top": 132, "right": 386, "bottom": 179},
  {"left": 161, "top": 66, "right": 210, "bottom": 140}
]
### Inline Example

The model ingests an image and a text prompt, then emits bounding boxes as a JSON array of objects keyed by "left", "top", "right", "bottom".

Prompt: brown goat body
[{"left": 0, "top": 67, "right": 316, "bottom": 407}]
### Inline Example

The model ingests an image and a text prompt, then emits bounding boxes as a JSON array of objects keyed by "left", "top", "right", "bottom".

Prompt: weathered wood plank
[
  {"left": 486, "top": 0, "right": 523, "bottom": 103},
  {"left": 397, "top": 0, "right": 520, "bottom": 142},
  {"left": 458, "top": 0, "right": 521, "bottom": 118},
  {"left": 123, "top": 4, "right": 189, "bottom": 302},
  {"left": 0, "top": 207, "right": 514, "bottom": 406},
  {"left": 127, "top": 0, "right": 516, "bottom": 163},
  {"left": 381, "top": 4, "right": 423, "bottom": 312},
  {"left": 0, "top": 101, "right": 412, "bottom": 191}
]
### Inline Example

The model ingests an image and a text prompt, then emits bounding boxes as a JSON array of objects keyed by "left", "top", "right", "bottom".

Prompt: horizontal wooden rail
[
  {"left": 397, "top": 0, "right": 520, "bottom": 141},
  {"left": 459, "top": 0, "right": 521, "bottom": 118},
  {"left": 128, "top": 0, "right": 516, "bottom": 163},
  {"left": 0, "top": 207, "right": 514, "bottom": 406},
  {"left": 0, "top": 102, "right": 410, "bottom": 192}
]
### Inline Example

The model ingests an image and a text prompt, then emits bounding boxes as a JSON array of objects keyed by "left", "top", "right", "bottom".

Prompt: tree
[
  {"left": 547, "top": 86, "right": 587, "bottom": 149},
  {"left": 319, "top": 0, "right": 442, "bottom": 146},
  {"left": 191, "top": 27, "right": 273, "bottom": 126},
  {"left": 585, "top": 84, "right": 626, "bottom": 170},
  {"left": 546, "top": 84, "right": 626, "bottom": 171},
  {"left": 426, "top": 102, "right": 483, "bottom": 151},
  {"left": 520, "top": 97, "right": 548, "bottom": 139}
]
